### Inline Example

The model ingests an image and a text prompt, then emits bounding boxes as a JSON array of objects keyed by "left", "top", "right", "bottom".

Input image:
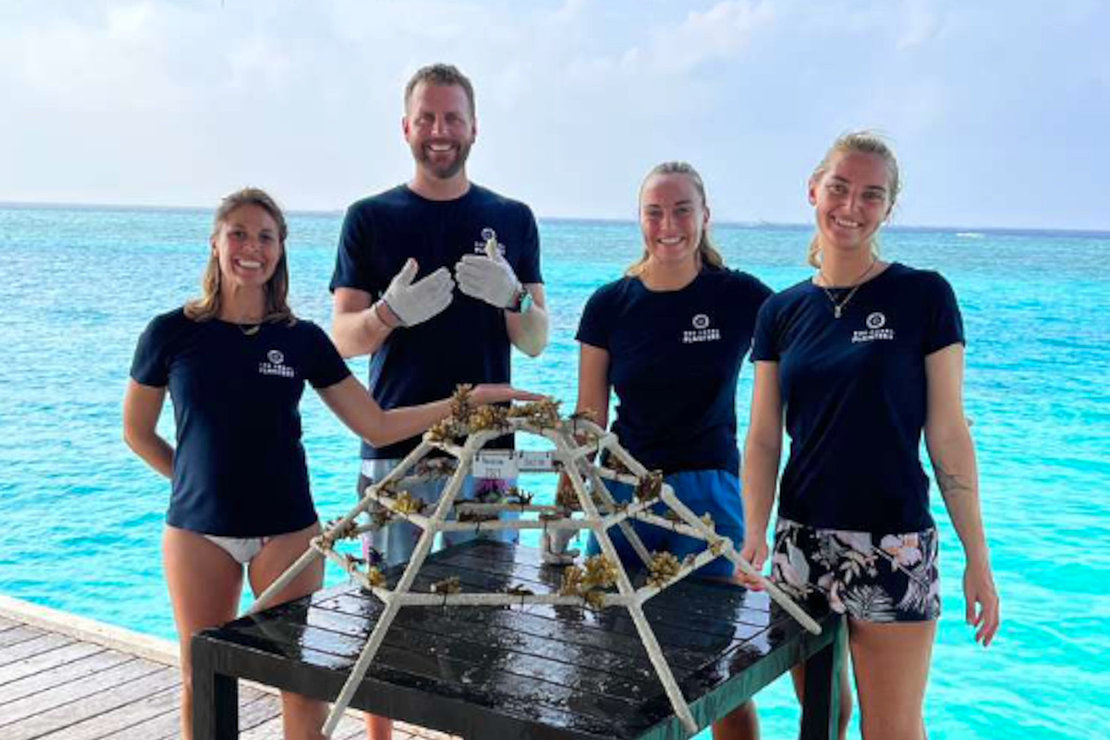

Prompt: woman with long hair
[
  {"left": 122, "top": 187, "right": 537, "bottom": 739},
  {"left": 739, "top": 132, "right": 1001, "bottom": 739}
]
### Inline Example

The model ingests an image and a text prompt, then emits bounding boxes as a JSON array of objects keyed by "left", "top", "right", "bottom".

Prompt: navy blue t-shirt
[
  {"left": 329, "top": 184, "right": 542, "bottom": 459},
  {"left": 130, "top": 309, "right": 352, "bottom": 537},
  {"left": 577, "top": 268, "right": 772, "bottom": 475},
  {"left": 751, "top": 262, "right": 965, "bottom": 534}
]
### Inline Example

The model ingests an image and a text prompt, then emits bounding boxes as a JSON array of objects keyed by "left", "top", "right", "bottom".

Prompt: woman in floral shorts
[
  {"left": 771, "top": 520, "right": 940, "bottom": 623},
  {"left": 739, "top": 132, "right": 1001, "bottom": 740}
]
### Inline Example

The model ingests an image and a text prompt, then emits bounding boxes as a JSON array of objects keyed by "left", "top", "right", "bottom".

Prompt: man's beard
[{"left": 415, "top": 139, "right": 473, "bottom": 180}]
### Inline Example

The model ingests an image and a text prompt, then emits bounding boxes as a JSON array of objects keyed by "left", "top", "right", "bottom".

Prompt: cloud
[
  {"left": 897, "top": 0, "right": 943, "bottom": 49},
  {"left": 552, "top": 0, "right": 590, "bottom": 23},
  {"left": 0, "top": 1, "right": 1105, "bottom": 228},
  {"left": 648, "top": 1, "right": 775, "bottom": 73}
]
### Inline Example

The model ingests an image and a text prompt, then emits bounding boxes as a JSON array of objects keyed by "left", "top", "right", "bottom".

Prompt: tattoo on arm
[{"left": 934, "top": 462, "right": 974, "bottom": 497}]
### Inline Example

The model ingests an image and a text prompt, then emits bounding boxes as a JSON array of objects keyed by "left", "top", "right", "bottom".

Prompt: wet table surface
[{"left": 192, "top": 540, "right": 844, "bottom": 739}]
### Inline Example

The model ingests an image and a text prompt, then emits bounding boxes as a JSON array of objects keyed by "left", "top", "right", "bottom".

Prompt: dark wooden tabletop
[{"left": 193, "top": 540, "right": 844, "bottom": 739}]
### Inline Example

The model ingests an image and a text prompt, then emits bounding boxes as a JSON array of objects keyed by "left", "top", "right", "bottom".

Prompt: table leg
[
  {"left": 191, "top": 634, "right": 239, "bottom": 740},
  {"left": 800, "top": 615, "right": 847, "bottom": 740}
]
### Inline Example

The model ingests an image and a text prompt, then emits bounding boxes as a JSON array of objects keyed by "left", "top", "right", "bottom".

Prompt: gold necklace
[{"left": 817, "top": 260, "right": 877, "bottom": 319}]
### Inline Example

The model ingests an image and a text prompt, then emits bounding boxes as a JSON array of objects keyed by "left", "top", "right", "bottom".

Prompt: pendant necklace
[
  {"left": 238, "top": 323, "right": 261, "bottom": 336},
  {"left": 818, "top": 260, "right": 877, "bottom": 319}
]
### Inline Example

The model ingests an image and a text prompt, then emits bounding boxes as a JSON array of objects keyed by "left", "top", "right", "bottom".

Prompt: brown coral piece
[
  {"left": 582, "top": 554, "right": 618, "bottom": 591},
  {"left": 371, "top": 506, "right": 395, "bottom": 527},
  {"left": 468, "top": 403, "right": 509, "bottom": 432},
  {"left": 635, "top": 470, "right": 664, "bottom": 502},
  {"left": 457, "top": 508, "right": 497, "bottom": 523},
  {"left": 430, "top": 576, "right": 461, "bottom": 595},
  {"left": 583, "top": 590, "right": 607, "bottom": 610},
  {"left": 508, "top": 397, "right": 561, "bottom": 428},
  {"left": 393, "top": 491, "right": 426, "bottom": 515},
  {"left": 558, "top": 565, "right": 585, "bottom": 597},
  {"left": 647, "top": 551, "right": 682, "bottom": 588},
  {"left": 449, "top": 384, "right": 474, "bottom": 422},
  {"left": 427, "top": 416, "right": 466, "bottom": 443},
  {"left": 555, "top": 474, "right": 582, "bottom": 510},
  {"left": 503, "top": 486, "right": 533, "bottom": 505},
  {"left": 605, "top": 455, "right": 630, "bottom": 475}
]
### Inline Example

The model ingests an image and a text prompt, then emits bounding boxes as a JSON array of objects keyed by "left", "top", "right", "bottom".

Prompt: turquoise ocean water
[{"left": 1, "top": 204, "right": 1107, "bottom": 738}]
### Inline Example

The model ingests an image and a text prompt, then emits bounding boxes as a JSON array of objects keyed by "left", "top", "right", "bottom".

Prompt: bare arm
[
  {"left": 505, "top": 283, "right": 549, "bottom": 358},
  {"left": 737, "top": 361, "right": 784, "bottom": 588},
  {"left": 331, "top": 287, "right": 395, "bottom": 359},
  {"left": 122, "top": 379, "right": 173, "bottom": 478},
  {"left": 925, "top": 343, "right": 1000, "bottom": 646},
  {"left": 317, "top": 376, "right": 543, "bottom": 449},
  {"left": 574, "top": 342, "right": 610, "bottom": 428}
]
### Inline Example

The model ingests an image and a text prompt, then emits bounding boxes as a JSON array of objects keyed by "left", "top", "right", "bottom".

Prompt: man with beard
[{"left": 329, "top": 62, "right": 548, "bottom": 740}]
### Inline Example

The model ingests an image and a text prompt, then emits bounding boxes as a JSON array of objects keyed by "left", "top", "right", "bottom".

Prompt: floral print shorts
[{"left": 771, "top": 517, "right": 941, "bottom": 622}]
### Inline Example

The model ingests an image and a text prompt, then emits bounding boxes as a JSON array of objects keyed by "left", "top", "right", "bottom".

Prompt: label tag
[{"left": 471, "top": 450, "right": 557, "bottom": 478}]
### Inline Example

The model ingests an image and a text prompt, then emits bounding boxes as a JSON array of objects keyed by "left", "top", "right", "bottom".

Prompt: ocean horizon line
[{"left": 2, "top": 198, "right": 1108, "bottom": 240}]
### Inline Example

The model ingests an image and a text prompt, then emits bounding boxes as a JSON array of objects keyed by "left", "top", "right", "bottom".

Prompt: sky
[{"left": 1, "top": 0, "right": 1107, "bottom": 230}]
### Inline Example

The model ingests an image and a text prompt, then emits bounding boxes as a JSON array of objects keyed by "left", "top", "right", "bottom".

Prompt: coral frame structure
[{"left": 252, "top": 391, "right": 820, "bottom": 737}]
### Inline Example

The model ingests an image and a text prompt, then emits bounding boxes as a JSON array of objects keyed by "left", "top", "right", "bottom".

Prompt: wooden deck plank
[
  {"left": 108, "top": 687, "right": 280, "bottom": 740},
  {"left": 0, "top": 647, "right": 123, "bottom": 705},
  {"left": 88, "top": 704, "right": 183, "bottom": 740},
  {"left": 0, "top": 656, "right": 166, "bottom": 730},
  {"left": 0, "top": 639, "right": 102, "bottom": 686},
  {"left": 0, "top": 625, "right": 47, "bottom": 648},
  {"left": 44, "top": 681, "right": 181, "bottom": 740},
  {"left": 0, "top": 575, "right": 615, "bottom": 740},
  {"left": 0, "top": 633, "right": 75, "bottom": 667},
  {"left": 237, "top": 710, "right": 369, "bottom": 740},
  {"left": 4, "top": 664, "right": 179, "bottom": 740}
]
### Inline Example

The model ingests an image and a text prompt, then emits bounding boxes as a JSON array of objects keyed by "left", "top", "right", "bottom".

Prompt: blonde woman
[
  {"left": 122, "top": 187, "right": 536, "bottom": 740},
  {"left": 739, "top": 132, "right": 1000, "bottom": 739},
  {"left": 574, "top": 162, "right": 772, "bottom": 739}
]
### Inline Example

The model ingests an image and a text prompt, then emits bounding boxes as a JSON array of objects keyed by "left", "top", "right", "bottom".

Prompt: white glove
[
  {"left": 541, "top": 527, "right": 580, "bottom": 565},
  {"left": 455, "top": 245, "right": 521, "bottom": 309},
  {"left": 381, "top": 258, "right": 454, "bottom": 327}
]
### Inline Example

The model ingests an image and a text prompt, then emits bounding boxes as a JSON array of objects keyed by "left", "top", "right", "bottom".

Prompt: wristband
[
  {"left": 373, "top": 300, "right": 402, "bottom": 329},
  {"left": 505, "top": 286, "right": 533, "bottom": 314}
]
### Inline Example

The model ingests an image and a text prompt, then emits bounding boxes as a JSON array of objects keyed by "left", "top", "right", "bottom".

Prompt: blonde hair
[
  {"left": 184, "top": 187, "right": 294, "bottom": 324},
  {"left": 627, "top": 161, "right": 725, "bottom": 276},
  {"left": 807, "top": 130, "right": 901, "bottom": 268}
]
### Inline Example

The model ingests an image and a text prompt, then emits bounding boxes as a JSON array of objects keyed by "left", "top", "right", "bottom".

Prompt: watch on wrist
[{"left": 506, "top": 285, "right": 533, "bottom": 314}]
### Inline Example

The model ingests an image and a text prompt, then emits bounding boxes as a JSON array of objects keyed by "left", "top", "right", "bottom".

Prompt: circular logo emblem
[
  {"left": 480, "top": 227, "right": 496, "bottom": 241},
  {"left": 267, "top": 350, "right": 285, "bottom": 365},
  {"left": 866, "top": 312, "right": 886, "bottom": 329},
  {"left": 692, "top": 314, "right": 710, "bottom": 330}
]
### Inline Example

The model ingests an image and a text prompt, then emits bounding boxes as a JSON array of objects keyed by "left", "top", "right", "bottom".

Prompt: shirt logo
[
  {"left": 259, "top": 348, "right": 295, "bottom": 378},
  {"left": 852, "top": 312, "right": 895, "bottom": 343},
  {"left": 683, "top": 313, "right": 720, "bottom": 344},
  {"left": 473, "top": 226, "right": 505, "bottom": 257}
]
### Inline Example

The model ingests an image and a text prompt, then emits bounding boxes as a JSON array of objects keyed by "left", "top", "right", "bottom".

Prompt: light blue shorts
[
  {"left": 358, "top": 458, "right": 519, "bottom": 568},
  {"left": 585, "top": 469, "right": 744, "bottom": 580}
]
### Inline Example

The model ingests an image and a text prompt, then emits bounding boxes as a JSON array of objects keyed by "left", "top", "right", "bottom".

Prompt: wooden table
[{"left": 192, "top": 540, "right": 845, "bottom": 739}]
